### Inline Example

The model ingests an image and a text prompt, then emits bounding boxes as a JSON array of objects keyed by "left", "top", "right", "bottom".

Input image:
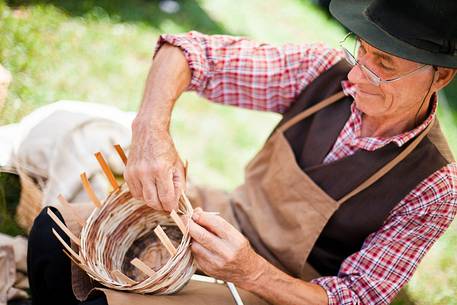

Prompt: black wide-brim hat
[{"left": 330, "top": 0, "right": 457, "bottom": 68}]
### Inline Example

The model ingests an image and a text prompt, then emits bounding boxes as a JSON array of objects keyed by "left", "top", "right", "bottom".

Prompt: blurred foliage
[
  {"left": 0, "top": 173, "right": 23, "bottom": 236},
  {"left": 444, "top": 77, "right": 457, "bottom": 122}
]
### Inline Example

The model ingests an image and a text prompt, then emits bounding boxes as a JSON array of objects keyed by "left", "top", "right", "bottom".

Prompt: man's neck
[
  {"left": 361, "top": 114, "right": 416, "bottom": 138},
  {"left": 360, "top": 101, "right": 432, "bottom": 138}
]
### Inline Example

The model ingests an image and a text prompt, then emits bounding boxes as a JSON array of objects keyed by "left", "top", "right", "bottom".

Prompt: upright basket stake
[
  {"left": 154, "top": 225, "right": 178, "bottom": 256},
  {"left": 62, "top": 249, "right": 87, "bottom": 272},
  {"left": 170, "top": 210, "right": 186, "bottom": 234},
  {"left": 112, "top": 270, "right": 137, "bottom": 285},
  {"left": 51, "top": 228, "right": 82, "bottom": 262},
  {"left": 95, "top": 151, "right": 119, "bottom": 190},
  {"left": 181, "top": 191, "right": 193, "bottom": 209},
  {"left": 184, "top": 160, "right": 189, "bottom": 179},
  {"left": 80, "top": 172, "right": 101, "bottom": 208},
  {"left": 130, "top": 258, "right": 156, "bottom": 277},
  {"left": 114, "top": 144, "right": 128, "bottom": 165},
  {"left": 47, "top": 208, "right": 81, "bottom": 247}
]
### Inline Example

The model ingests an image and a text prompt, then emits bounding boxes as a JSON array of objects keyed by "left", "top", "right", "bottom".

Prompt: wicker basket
[
  {"left": 15, "top": 170, "right": 44, "bottom": 233},
  {"left": 49, "top": 145, "right": 196, "bottom": 294}
]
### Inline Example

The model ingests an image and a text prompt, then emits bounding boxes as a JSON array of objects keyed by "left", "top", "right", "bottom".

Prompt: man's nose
[{"left": 347, "top": 64, "right": 366, "bottom": 84}]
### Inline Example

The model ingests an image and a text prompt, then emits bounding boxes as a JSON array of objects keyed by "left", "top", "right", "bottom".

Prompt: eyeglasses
[{"left": 339, "top": 33, "right": 430, "bottom": 86}]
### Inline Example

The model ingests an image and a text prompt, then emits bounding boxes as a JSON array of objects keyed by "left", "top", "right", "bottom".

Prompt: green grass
[
  {"left": 0, "top": 173, "right": 23, "bottom": 236},
  {"left": 0, "top": 0, "right": 345, "bottom": 189},
  {"left": 0, "top": 1, "right": 457, "bottom": 304}
]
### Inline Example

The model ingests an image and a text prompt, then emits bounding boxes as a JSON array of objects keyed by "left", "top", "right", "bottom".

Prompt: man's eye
[{"left": 380, "top": 62, "right": 393, "bottom": 71}]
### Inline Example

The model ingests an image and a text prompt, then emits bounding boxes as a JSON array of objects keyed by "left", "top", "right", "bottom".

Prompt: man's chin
[{"left": 354, "top": 95, "right": 381, "bottom": 116}]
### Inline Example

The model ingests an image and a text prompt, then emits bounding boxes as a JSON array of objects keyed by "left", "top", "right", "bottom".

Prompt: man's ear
[{"left": 433, "top": 67, "right": 457, "bottom": 91}]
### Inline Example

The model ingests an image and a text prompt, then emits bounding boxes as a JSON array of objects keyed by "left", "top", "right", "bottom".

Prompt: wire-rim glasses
[{"left": 339, "top": 32, "right": 430, "bottom": 86}]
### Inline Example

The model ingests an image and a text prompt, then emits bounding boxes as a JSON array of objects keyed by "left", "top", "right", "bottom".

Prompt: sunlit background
[{"left": 1, "top": 1, "right": 457, "bottom": 304}]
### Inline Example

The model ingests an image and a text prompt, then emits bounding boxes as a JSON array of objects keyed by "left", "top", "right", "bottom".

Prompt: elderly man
[{"left": 28, "top": 0, "right": 457, "bottom": 304}]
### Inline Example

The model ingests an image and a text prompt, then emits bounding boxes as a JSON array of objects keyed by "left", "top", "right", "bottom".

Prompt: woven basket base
[{"left": 123, "top": 226, "right": 182, "bottom": 281}]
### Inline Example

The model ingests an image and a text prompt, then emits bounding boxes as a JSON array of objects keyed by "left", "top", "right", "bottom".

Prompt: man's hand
[
  {"left": 188, "top": 208, "right": 329, "bottom": 305},
  {"left": 124, "top": 43, "right": 191, "bottom": 211},
  {"left": 187, "top": 208, "right": 267, "bottom": 289},
  {"left": 124, "top": 122, "right": 185, "bottom": 211}
]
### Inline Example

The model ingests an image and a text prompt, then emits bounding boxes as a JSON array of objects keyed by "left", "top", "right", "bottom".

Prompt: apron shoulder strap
[
  {"left": 277, "top": 91, "right": 347, "bottom": 134},
  {"left": 337, "top": 118, "right": 435, "bottom": 204}
]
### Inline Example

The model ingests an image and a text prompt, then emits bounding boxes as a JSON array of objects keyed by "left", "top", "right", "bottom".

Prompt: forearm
[
  {"left": 242, "top": 257, "right": 328, "bottom": 305},
  {"left": 134, "top": 43, "right": 191, "bottom": 131}
]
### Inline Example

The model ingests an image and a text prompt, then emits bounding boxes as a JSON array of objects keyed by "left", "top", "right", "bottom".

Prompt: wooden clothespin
[
  {"left": 95, "top": 151, "right": 119, "bottom": 190},
  {"left": 154, "top": 225, "right": 177, "bottom": 256},
  {"left": 80, "top": 172, "right": 101, "bottom": 208}
]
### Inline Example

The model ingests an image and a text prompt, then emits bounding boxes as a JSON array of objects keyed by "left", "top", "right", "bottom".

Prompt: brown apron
[{"left": 55, "top": 91, "right": 434, "bottom": 304}]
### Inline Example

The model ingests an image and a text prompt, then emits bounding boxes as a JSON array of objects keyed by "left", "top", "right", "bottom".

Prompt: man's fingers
[
  {"left": 124, "top": 169, "right": 142, "bottom": 199},
  {"left": 191, "top": 241, "right": 214, "bottom": 259},
  {"left": 191, "top": 241, "right": 222, "bottom": 275},
  {"left": 192, "top": 210, "right": 234, "bottom": 239},
  {"left": 188, "top": 218, "right": 225, "bottom": 253},
  {"left": 156, "top": 169, "right": 176, "bottom": 212},
  {"left": 142, "top": 180, "right": 162, "bottom": 210},
  {"left": 191, "top": 241, "right": 222, "bottom": 270}
]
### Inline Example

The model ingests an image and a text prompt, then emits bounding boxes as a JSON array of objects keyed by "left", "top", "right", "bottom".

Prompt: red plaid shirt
[{"left": 155, "top": 31, "right": 457, "bottom": 305}]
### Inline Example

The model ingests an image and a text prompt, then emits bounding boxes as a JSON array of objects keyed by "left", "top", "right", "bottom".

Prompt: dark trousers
[{"left": 27, "top": 207, "right": 108, "bottom": 305}]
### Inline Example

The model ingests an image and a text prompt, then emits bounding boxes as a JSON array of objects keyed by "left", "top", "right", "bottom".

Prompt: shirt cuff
[
  {"left": 153, "top": 32, "right": 210, "bottom": 92},
  {"left": 311, "top": 276, "right": 358, "bottom": 305}
]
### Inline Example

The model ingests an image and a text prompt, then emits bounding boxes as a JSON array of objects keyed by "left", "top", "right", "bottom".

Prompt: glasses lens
[
  {"left": 360, "top": 65, "right": 380, "bottom": 85},
  {"left": 342, "top": 47, "right": 357, "bottom": 66},
  {"left": 340, "top": 33, "right": 383, "bottom": 86},
  {"left": 340, "top": 33, "right": 358, "bottom": 66}
]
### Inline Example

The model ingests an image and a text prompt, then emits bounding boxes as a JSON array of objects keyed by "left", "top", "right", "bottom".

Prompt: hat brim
[{"left": 330, "top": 0, "right": 457, "bottom": 68}]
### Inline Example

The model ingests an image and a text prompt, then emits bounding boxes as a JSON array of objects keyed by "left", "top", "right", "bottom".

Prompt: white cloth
[
  {"left": 2, "top": 100, "right": 135, "bottom": 206},
  {"left": 0, "top": 100, "right": 136, "bottom": 303},
  {"left": 0, "top": 124, "right": 18, "bottom": 167}
]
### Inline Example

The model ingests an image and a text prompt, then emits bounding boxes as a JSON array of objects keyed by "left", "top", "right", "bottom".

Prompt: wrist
[
  {"left": 132, "top": 114, "right": 170, "bottom": 134},
  {"left": 239, "top": 255, "right": 271, "bottom": 292}
]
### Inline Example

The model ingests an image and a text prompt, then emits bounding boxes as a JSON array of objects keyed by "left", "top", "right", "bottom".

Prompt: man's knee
[
  {"left": 28, "top": 206, "right": 71, "bottom": 273},
  {"left": 27, "top": 206, "right": 78, "bottom": 305}
]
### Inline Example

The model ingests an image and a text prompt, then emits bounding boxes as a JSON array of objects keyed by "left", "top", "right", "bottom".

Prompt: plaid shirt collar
[{"left": 340, "top": 80, "right": 437, "bottom": 151}]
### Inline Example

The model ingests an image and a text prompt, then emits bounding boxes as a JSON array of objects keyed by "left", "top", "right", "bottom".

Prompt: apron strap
[
  {"left": 337, "top": 118, "right": 435, "bottom": 204},
  {"left": 277, "top": 91, "right": 347, "bottom": 134}
]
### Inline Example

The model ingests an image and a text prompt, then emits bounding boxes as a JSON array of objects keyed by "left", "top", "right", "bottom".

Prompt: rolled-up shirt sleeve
[
  {"left": 311, "top": 170, "right": 457, "bottom": 305},
  {"left": 153, "top": 31, "right": 343, "bottom": 113}
]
